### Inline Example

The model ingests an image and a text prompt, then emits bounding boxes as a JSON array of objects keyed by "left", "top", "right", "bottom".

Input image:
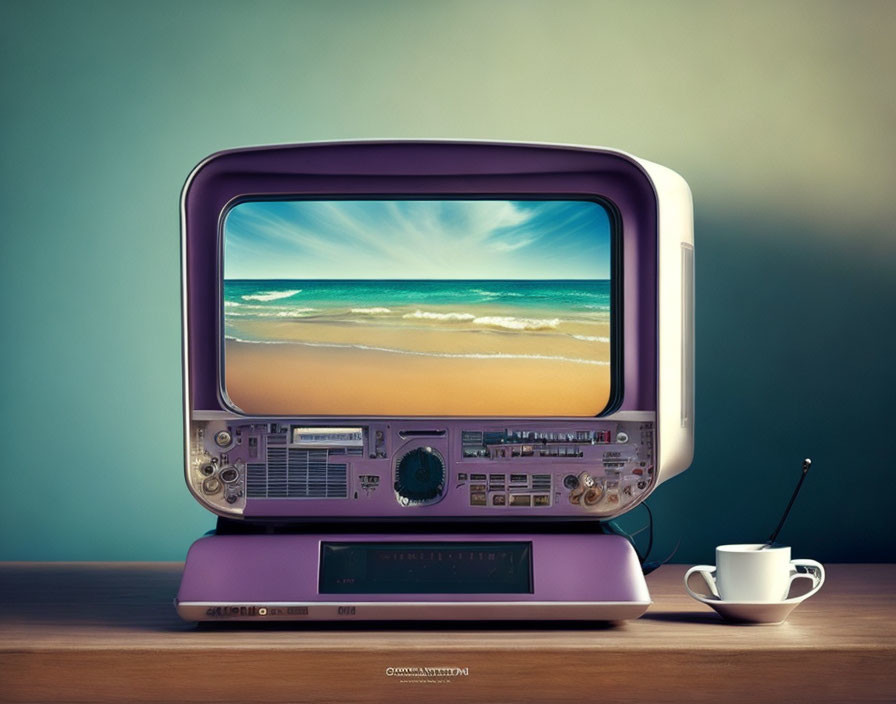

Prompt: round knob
[
  {"left": 214, "top": 430, "right": 233, "bottom": 447},
  {"left": 394, "top": 447, "right": 446, "bottom": 505},
  {"left": 219, "top": 467, "right": 239, "bottom": 483},
  {"left": 583, "top": 486, "right": 604, "bottom": 506}
]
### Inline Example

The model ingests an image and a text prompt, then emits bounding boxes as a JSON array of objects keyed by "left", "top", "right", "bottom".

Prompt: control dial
[{"left": 394, "top": 446, "right": 446, "bottom": 506}]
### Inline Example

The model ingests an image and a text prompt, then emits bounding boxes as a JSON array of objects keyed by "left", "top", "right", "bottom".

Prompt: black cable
[
  {"left": 605, "top": 500, "right": 654, "bottom": 566},
  {"left": 643, "top": 539, "right": 681, "bottom": 576},
  {"left": 640, "top": 501, "right": 654, "bottom": 565}
]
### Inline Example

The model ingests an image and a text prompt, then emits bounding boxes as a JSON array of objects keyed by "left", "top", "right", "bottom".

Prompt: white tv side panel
[{"left": 633, "top": 157, "right": 694, "bottom": 485}]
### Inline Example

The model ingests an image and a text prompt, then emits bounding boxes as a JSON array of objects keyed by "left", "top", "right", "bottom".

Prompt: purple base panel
[
  {"left": 182, "top": 141, "right": 661, "bottom": 522},
  {"left": 176, "top": 532, "right": 651, "bottom": 621}
]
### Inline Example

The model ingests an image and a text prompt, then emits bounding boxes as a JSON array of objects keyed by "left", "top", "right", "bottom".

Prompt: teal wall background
[{"left": 1, "top": 0, "right": 894, "bottom": 563}]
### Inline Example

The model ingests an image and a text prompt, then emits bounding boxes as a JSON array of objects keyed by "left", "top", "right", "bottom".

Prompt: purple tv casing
[{"left": 176, "top": 140, "right": 694, "bottom": 620}]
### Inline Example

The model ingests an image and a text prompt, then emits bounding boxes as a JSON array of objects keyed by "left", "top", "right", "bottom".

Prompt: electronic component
[
  {"left": 177, "top": 140, "right": 694, "bottom": 622},
  {"left": 185, "top": 419, "right": 655, "bottom": 518}
]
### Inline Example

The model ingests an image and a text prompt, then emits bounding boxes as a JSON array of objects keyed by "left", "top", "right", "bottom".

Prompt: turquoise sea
[{"left": 224, "top": 279, "right": 610, "bottom": 340}]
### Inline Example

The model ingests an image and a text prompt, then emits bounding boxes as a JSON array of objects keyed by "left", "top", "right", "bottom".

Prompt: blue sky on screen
[{"left": 223, "top": 200, "right": 611, "bottom": 280}]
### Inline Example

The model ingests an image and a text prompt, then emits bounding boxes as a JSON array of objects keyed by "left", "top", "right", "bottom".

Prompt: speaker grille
[{"left": 245, "top": 446, "right": 348, "bottom": 498}]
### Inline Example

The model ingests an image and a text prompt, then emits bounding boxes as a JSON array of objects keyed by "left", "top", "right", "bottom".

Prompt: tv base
[{"left": 176, "top": 532, "right": 650, "bottom": 622}]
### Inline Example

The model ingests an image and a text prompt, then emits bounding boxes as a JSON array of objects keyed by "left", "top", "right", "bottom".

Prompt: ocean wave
[
  {"left": 403, "top": 310, "right": 476, "bottom": 321},
  {"left": 276, "top": 308, "right": 316, "bottom": 316},
  {"left": 225, "top": 336, "right": 608, "bottom": 365},
  {"left": 472, "top": 316, "right": 560, "bottom": 331},
  {"left": 351, "top": 307, "right": 392, "bottom": 314},
  {"left": 401, "top": 311, "right": 564, "bottom": 330},
  {"left": 560, "top": 291, "right": 606, "bottom": 299},
  {"left": 241, "top": 289, "right": 302, "bottom": 302},
  {"left": 470, "top": 288, "right": 523, "bottom": 298},
  {"left": 226, "top": 307, "right": 316, "bottom": 318},
  {"left": 227, "top": 302, "right": 299, "bottom": 311},
  {"left": 572, "top": 334, "right": 610, "bottom": 343}
]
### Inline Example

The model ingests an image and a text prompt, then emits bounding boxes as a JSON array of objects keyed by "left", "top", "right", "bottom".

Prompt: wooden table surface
[{"left": 1, "top": 563, "right": 894, "bottom": 703}]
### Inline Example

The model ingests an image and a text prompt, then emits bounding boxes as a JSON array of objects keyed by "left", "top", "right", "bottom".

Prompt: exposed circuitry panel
[{"left": 187, "top": 416, "right": 655, "bottom": 520}]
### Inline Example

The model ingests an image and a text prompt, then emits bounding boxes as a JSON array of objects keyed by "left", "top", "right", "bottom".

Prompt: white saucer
[
  {"left": 686, "top": 592, "right": 804, "bottom": 624},
  {"left": 700, "top": 597, "right": 802, "bottom": 624}
]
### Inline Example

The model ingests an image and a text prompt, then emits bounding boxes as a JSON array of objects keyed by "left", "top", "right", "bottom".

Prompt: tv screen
[{"left": 221, "top": 199, "right": 615, "bottom": 416}]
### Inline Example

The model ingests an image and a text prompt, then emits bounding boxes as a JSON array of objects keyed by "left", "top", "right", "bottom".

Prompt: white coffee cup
[{"left": 684, "top": 544, "right": 825, "bottom": 603}]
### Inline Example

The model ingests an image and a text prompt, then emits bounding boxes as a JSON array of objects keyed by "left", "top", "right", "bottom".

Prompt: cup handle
[
  {"left": 787, "top": 559, "right": 825, "bottom": 601},
  {"left": 684, "top": 565, "right": 719, "bottom": 601}
]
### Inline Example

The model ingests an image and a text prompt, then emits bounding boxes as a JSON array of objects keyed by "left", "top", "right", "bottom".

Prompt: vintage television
[{"left": 175, "top": 141, "right": 694, "bottom": 621}]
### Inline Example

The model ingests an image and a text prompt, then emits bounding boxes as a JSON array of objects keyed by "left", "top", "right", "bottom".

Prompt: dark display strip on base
[{"left": 319, "top": 541, "right": 533, "bottom": 594}]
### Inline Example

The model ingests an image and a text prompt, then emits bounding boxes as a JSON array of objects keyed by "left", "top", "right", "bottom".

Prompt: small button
[
  {"left": 470, "top": 492, "right": 487, "bottom": 506},
  {"left": 492, "top": 494, "right": 506, "bottom": 506},
  {"left": 214, "top": 430, "right": 232, "bottom": 447}
]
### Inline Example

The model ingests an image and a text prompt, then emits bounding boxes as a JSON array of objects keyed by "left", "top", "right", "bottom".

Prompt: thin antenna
[{"left": 765, "top": 458, "right": 812, "bottom": 547}]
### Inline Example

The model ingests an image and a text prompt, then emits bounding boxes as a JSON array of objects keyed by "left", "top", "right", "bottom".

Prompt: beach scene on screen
[{"left": 223, "top": 200, "right": 612, "bottom": 416}]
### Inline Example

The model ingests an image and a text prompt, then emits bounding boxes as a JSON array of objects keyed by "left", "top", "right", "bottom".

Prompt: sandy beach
[{"left": 225, "top": 339, "right": 611, "bottom": 416}]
